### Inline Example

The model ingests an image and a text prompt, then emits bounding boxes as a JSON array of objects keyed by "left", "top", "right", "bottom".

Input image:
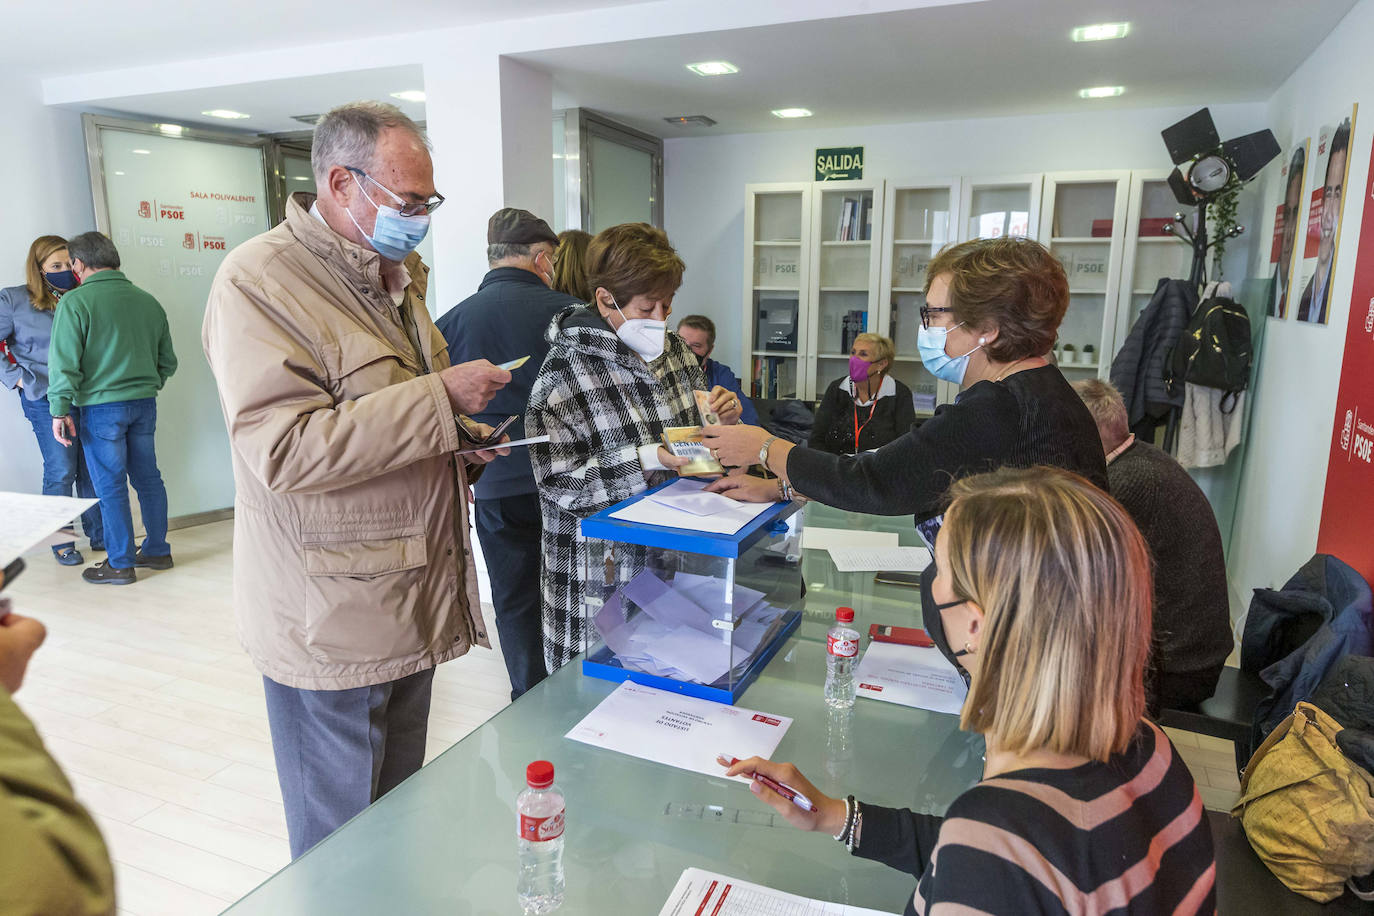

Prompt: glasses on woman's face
[
  {"left": 920, "top": 305, "right": 954, "bottom": 329},
  {"left": 346, "top": 167, "right": 445, "bottom": 217}
]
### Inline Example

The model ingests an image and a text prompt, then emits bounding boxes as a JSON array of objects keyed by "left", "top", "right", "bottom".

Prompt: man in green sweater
[{"left": 47, "top": 232, "right": 177, "bottom": 585}]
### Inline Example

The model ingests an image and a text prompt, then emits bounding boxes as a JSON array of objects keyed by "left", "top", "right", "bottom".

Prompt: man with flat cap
[{"left": 437, "top": 209, "right": 578, "bottom": 699}]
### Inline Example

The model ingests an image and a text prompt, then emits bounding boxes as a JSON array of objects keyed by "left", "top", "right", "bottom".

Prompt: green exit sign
[{"left": 815, "top": 146, "right": 864, "bottom": 181}]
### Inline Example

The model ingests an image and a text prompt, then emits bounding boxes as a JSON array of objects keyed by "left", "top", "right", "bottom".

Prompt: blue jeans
[
  {"left": 18, "top": 392, "right": 103, "bottom": 552},
  {"left": 78, "top": 398, "right": 170, "bottom": 570},
  {"left": 262, "top": 668, "right": 435, "bottom": 859}
]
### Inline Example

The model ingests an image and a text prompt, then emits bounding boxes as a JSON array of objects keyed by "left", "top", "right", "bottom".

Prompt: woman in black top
[
  {"left": 809, "top": 332, "right": 915, "bottom": 455},
  {"left": 702, "top": 236, "right": 1106, "bottom": 523},
  {"left": 721, "top": 467, "right": 1215, "bottom": 915}
]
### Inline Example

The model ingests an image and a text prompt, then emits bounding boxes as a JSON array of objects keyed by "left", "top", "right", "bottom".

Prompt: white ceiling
[
  {"left": 13, "top": 0, "right": 656, "bottom": 78},
  {"left": 521, "top": 0, "right": 1359, "bottom": 136}
]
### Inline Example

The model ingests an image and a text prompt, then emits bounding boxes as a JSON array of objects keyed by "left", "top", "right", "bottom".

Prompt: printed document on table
[
  {"left": 826, "top": 545, "right": 931, "bottom": 573},
  {"left": 658, "top": 868, "right": 900, "bottom": 916},
  {"left": 610, "top": 478, "right": 773, "bottom": 535},
  {"left": 566, "top": 682, "right": 791, "bottom": 780},
  {"left": 0, "top": 492, "right": 99, "bottom": 567},
  {"left": 854, "top": 640, "right": 968, "bottom": 715},
  {"left": 800, "top": 527, "right": 898, "bottom": 551}
]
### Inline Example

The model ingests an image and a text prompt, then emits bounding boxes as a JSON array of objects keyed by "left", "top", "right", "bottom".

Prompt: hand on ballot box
[{"left": 717, "top": 755, "right": 847, "bottom": 834}]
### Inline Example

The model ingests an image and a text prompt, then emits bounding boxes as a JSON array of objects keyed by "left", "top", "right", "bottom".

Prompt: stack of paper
[
  {"left": 594, "top": 570, "right": 787, "bottom": 686},
  {"left": 827, "top": 545, "right": 931, "bottom": 573},
  {"left": 854, "top": 640, "right": 967, "bottom": 715},
  {"left": 659, "top": 868, "right": 900, "bottom": 916},
  {"left": 609, "top": 478, "right": 774, "bottom": 535}
]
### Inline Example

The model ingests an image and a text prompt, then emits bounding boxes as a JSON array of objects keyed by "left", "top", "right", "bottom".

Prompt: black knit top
[
  {"left": 786, "top": 365, "right": 1107, "bottom": 521},
  {"left": 809, "top": 375, "right": 917, "bottom": 455},
  {"left": 1108, "top": 440, "right": 1234, "bottom": 676}
]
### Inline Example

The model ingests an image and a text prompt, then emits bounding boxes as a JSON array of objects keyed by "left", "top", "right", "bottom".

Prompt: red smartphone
[{"left": 868, "top": 624, "right": 934, "bottom": 648}]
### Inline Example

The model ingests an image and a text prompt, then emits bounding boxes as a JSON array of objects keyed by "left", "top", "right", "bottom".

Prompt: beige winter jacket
[{"left": 202, "top": 193, "right": 488, "bottom": 690}]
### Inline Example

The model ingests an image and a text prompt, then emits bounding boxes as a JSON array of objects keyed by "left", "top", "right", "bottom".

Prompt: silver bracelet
[
  {"left": 847, "top": 801, "right": 863, "bottom": 852},
  {"left": 832, "top": 795, "right": 854, "bottom": 841},
  {"left": 758, "top": 435, "right": 779, "bottom": 470}
]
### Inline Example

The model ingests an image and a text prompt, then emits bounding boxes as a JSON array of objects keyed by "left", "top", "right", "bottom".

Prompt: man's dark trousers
[{"left": 473, "top": 493, "right": 547, "bottom": 699}]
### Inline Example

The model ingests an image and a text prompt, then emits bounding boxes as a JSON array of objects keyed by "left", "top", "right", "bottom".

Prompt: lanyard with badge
[{"left": 852, "top": 393, "right": 878, "bottom": 452}]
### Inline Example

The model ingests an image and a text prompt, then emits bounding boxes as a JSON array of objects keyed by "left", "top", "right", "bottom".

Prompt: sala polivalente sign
[{"left": 816, "top": 147, "right": 863, "bottom": 181}]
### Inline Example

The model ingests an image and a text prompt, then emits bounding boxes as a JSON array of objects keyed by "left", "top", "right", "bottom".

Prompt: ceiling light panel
[
  {"left": 771, "top": 108, "right": 813, "bottom": 119},
  {"left": 1072, "top": 22, "right": 1130, "bottom": 42},
  {"left": 686, "top": 61, "right": 738, "bottom": 76},
  {"left": 1078, "top": 86, "right": 1125, "bottom": 99},
  {"left": 202, "top": 109, "right": 251, "bottom": 120},
  {"left": 390, "top": 90, "right": 426, "bottom": 103}
]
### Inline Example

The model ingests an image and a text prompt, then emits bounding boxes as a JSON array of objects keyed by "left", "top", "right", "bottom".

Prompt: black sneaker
[
  {"left": 134, "top": 549, "right": 174, "bottom": 570},
  {"left": 82, "top": 561, "right": 136, "bottom": 585}
]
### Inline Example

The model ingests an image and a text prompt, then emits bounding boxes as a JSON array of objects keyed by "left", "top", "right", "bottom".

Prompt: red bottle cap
[
  {"left": 527, "top": 760, "right": 555, "bottom": 788},
  {"left": 835, "top": 607, "right": 855, "bottom": 623}
]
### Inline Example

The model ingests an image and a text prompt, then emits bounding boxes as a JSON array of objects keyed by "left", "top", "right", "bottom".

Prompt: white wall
[
  {"left": 0, "top": 76, "right": 95, "bottom": 495},
  {"left": 662, "top": 101, "right": 1268, "bottom": 364},
  {"left": 1228, "top": 0, "right": 1374, "bottom": 597}
]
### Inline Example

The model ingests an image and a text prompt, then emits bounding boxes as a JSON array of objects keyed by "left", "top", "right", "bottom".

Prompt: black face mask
[{"left": 921, "top": 564, "right": 972, "bottom": 686}]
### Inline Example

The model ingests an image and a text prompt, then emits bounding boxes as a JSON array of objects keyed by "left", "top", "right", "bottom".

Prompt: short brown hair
[
  {"left": 551, "top": 229, "right": 593, "bottom": 302},
  {"left": 1072, "top": 378, "right": 1130, "bottom": 451},
  {"left": 943, "top": 466, "right": 1152, "bottom": 761},
  {"left": 924, "top": 237, "right": 1068, "bottom": 362},
  {"left": 24, "top": 235, "right": 69, "bottom": 312},
  {"left": 677, "top": 314, "right": 716, "bottom": 347},
  {"left": 586, "top": 223, "right": 684, "bottom": 305}
]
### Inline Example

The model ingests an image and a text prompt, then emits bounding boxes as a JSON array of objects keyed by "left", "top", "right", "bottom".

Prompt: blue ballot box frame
[{"left": 579, "top": 478, "right": 803, "bottom": 704}]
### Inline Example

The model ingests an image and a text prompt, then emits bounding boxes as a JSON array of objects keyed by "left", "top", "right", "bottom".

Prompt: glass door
[
  {"left": 1115, "top": 170, "right": 1195, "bottom": 357},
  {"left": 958, "top": 175, "right": 1043, "bottom": 242},
  {"left": 1040, "top": 171, "right": 1130, "bottom": 378},
  {"left": 880, "top": 180, "right": 960, "bottom": 415},
  {"left": 808, "top": 180, "right": 884, "bottom": 401},
  {"left": 743, "top": 184, "right": 811, "bottom": 400}
]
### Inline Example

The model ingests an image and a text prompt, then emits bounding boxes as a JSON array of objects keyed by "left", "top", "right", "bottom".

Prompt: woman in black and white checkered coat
[{"left": 527, "top": 223, "right": 744, "bottom": 672}]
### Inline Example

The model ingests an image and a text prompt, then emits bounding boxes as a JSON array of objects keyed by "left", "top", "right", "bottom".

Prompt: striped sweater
[{"left": 855, "top": 720, "right": 1215, "bottom": 915}]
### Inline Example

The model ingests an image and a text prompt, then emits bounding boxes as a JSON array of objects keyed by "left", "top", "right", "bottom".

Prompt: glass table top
[{"left": 225, "top": 504, "right": 979, "bottom": 915}]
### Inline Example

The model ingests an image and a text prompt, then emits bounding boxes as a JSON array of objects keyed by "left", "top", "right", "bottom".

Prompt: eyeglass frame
[
  {"left": 345, "top": 166, "right": 445, "bottom": 217},
  {"left": 919, "top": 305, "right": 955, "bottom": 329}
]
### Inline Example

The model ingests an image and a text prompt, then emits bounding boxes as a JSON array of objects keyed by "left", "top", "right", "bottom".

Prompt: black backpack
[{"left": 1166, "top": 293, "right": 1252, "bottom": 411}]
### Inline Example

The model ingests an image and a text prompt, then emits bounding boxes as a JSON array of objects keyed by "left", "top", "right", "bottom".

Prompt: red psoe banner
[{"left": 1318, "top": 131, "right": 1374, "bottom": 585}]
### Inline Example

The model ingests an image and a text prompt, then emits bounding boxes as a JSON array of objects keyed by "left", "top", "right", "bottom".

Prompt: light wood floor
[{"left": 8, "top": 520, "right": 1238, "bottom": 915}]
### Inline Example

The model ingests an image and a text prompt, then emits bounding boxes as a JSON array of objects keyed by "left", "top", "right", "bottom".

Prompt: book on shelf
[
  {"left": 837, "top": 198, "right": 857, "bottom": 241},
  {"left": 752, "top": 355, "right": 796, "bottom": 400},
  {"left": 1091, "top": 219, "right": 1113, "bottom": 237},
  {"left": 839, "top": 309, "right": 869, "bottom": 355},
  {"left": 860, "top": 196, "right": 873, "bottom": 240}
]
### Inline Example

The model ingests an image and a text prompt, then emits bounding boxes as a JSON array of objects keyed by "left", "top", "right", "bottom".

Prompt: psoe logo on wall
[
  {"left": 201, "top": 235, "right": 227, "bottom": 251},
  {"left": 182, "top": 233, "right": 196, "bottom": 250},
  {"left": 138, "top": 234, "right": 165, "bottom": 248},
  {"left": 232, "top": 212, "right": 257, "bottom": 226},
  {"left": 158, "top": 203, "right": 186, "bottom": 221},
  {"left": 1342, "top": 409, "right": 1354, "bottom": 452},
  {"left": 137, "top": 201, "right": 151, "bottom": 219},
  {"left": 177, "top": 264, "right": 205, "bottom": 278}
]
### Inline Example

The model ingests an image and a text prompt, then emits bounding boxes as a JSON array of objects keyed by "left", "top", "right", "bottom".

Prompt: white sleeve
[{"left": 637, "top": 442, "right": 668, "bottom": 471}]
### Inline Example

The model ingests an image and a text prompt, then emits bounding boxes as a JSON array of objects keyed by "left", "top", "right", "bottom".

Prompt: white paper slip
[
  {"left": 455, "top": 433, "right": 550, "bottom": 456},
  {"left": 827, "top": 545, "right": 932, "bottom": 573},
  {"left": 800, "top": 527, "right": 899, "bottom": 551},
  {"left": 566, "top": 682, "right": 791, "bottom": 779},
  {"left": 0, "top": 492, "right": 99, "bottom": 567},
  {"left": 610, "top": 479, "right": 773, "bottom": 535},
  {"left": 854, "top": 640, "right": 968, "bottom": 715},
  {"left": 658, "top": 868, "right": 900, "bottom": 916}
]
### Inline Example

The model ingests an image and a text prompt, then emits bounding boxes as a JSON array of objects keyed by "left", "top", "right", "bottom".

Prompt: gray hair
[
  {"left": 487, "top": 242, "right": 542, "bottom": 265},
  {"left": 67, "top": 231, "right": 120, "bottom": 271},
  {"left": 311, "top": 100, "right": 430, "bottom": 185},
  {"left": 1071, "top": 378, "right": 1130, "bottom": 450}
]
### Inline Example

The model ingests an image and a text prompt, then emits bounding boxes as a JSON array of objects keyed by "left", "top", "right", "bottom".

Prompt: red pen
[{"left": 717, "top": 754, "right": 819, "bottom": 812}]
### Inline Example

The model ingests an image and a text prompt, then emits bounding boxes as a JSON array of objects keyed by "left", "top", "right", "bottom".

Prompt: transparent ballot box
[{"left": 578, "top": 479, "right": 805, "bottom": 704}]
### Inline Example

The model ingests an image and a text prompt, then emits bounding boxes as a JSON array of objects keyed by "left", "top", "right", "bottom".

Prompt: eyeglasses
[
  {"left": 346, "top": 167, "right": 445, "bottom": 217},
  {"left": 919, "top": 305, "right": 954, "bottom": 329}
]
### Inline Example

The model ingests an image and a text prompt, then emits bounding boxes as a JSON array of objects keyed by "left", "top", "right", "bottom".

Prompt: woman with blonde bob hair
[{"left": 723, "top": 466, "right": 1215, "bottom": 914}]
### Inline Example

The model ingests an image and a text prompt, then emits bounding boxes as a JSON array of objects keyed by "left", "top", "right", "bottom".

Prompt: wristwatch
[{"left": 758, "top": 435, "right": 780, "bottom": 469}]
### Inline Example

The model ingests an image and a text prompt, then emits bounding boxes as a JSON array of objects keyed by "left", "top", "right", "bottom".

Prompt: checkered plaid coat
[{"left": 527, "top": 306, "right": 706, "bottom": 671}]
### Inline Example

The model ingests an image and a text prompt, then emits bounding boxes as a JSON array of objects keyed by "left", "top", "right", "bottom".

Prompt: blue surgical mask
[
  {"left": 917, "top": 322, "right": 983, "bottom": 385},
  {"left": 44, "top": 270, "right": 79, "bottom": 292},
  {"left": 346, "top": 171, "right": 430, "bottom": 262}
]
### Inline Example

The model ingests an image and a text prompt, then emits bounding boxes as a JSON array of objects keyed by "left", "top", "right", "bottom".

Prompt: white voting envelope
[
  {"left": 659, "top": 868, "right": 900, "bottom": 916},
  {"left": 853, "top": 641, "right": 968, "bottom": 715},
  {"left": 0, "top": 492, "right": 99, "bottom": 567},
  {"left": 566, "top": 682, "right": 791, "bottom": 779}
]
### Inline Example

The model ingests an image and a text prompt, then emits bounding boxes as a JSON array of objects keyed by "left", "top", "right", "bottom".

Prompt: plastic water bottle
[
  {"left": 825, "top": 607, "right": 859, "bottom": 708},
  {"left": 517, "top": 760, "right": 565, "bottom": 914}
]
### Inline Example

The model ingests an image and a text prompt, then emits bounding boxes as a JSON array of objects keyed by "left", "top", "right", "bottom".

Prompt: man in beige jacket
[{"left": 203, "top": 101, "right": 510, "bottom": 859}]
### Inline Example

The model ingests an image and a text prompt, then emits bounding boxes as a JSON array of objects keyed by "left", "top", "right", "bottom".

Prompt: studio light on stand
[{"left": 1161, "top": 107, "right": 1279, "bottom": 285}]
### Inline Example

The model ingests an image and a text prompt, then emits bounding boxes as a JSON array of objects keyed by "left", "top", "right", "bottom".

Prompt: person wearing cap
[
  {"left": 437, "top": 208, "right": 579, "bottom": 699},
  {"left": 203, "top": 101, "right": 511, "bottom": 859}
]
